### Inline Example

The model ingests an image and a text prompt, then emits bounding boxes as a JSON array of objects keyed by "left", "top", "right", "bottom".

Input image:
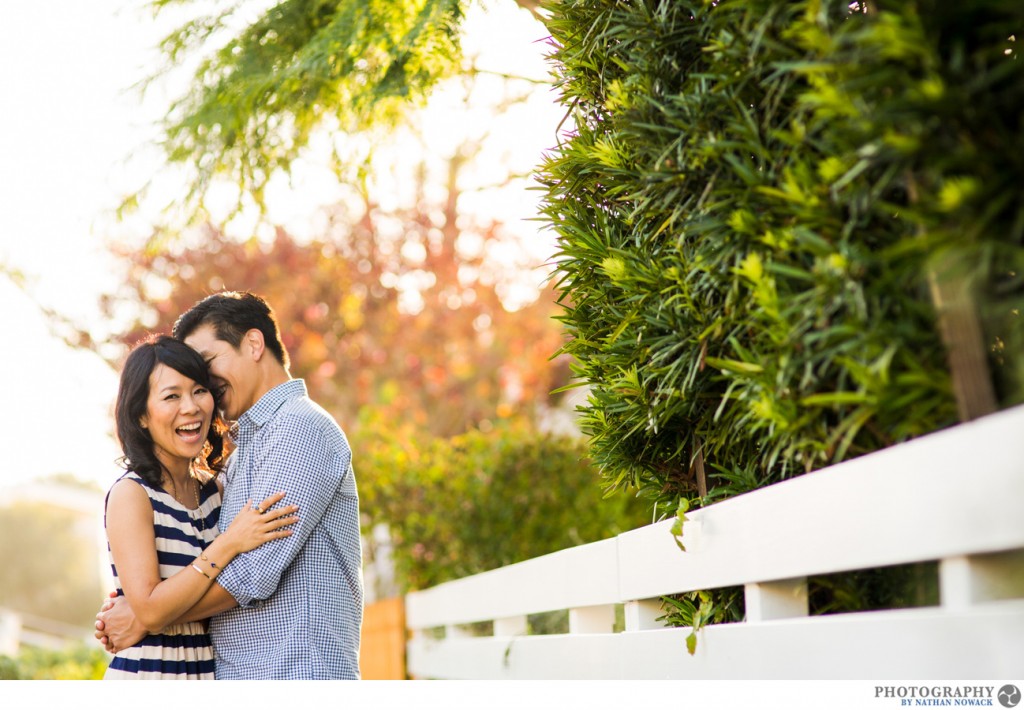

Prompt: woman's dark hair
[
  {"left": 172, "top": 290, "right": 290, "bottom": 369},
  {"left": 115, "top": 334, "right": 227, "bottom": 487}
]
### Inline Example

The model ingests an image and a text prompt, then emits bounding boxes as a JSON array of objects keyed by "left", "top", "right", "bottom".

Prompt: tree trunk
[{"left": 928, "top": 253, "right": 998, "bottom": 421}]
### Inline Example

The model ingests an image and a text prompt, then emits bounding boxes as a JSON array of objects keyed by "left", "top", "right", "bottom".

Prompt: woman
[{"left": 103, "top": 335, "right": 298, "bottom": 679}]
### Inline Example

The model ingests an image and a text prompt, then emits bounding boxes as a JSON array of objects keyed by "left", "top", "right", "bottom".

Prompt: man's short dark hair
[{"left": 173, "top": 291, "right": 290, "bottom": 369}]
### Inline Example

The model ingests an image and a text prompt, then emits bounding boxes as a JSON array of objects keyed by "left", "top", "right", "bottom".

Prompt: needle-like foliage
[
  {"left": 539, "top": 0, "right": 1024, "bottom": 514},
  {"left": 135, "top": 0, "right": 468, "bottom": 221}
]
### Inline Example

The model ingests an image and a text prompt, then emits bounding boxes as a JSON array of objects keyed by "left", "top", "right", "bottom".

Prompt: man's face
[{"left": 183, "top": 323, "right": 259, "bottom": 421}]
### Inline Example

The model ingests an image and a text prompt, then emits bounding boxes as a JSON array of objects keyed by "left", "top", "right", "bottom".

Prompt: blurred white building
[{"left": 0, "top": 477, "right": 108, "bottom": 654}]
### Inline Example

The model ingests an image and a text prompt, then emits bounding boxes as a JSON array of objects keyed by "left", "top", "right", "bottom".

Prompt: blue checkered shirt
[{"left": 209, "top": 379, "right": 363, "bottom": 679}]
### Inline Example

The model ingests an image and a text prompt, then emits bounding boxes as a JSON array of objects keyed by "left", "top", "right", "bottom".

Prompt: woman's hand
[{"left": 221, "top": 491, "right": 299, "bottom": 554}]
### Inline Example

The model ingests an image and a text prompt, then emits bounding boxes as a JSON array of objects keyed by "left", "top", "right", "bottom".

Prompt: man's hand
[
  {"left": 94, "top": 594, "right": 148, "bottom": 653},
  {"left": 93, "top": 590, "right": 117, "bottom": 653}
]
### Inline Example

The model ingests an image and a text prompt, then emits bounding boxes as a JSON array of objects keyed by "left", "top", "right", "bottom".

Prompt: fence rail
[{"left": 405, "top": 406, "right": 1024, "bottom": 679}]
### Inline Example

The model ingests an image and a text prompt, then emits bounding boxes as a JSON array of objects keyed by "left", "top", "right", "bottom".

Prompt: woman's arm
[
  {"left": 105, "top": 480, "right": 296, "bottom": 638},
  {"left": 96, "top": 581, "right": 239, "bottom": 653}
]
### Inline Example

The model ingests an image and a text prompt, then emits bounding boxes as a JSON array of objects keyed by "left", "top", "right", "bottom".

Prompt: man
[{"left": 97, "top": 291, "right": 363, "bottom": 679}]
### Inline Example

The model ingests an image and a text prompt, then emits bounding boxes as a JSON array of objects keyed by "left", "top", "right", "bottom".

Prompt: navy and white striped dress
[{"left": 103, "top": 471, "right": 222, "bottom": 680}]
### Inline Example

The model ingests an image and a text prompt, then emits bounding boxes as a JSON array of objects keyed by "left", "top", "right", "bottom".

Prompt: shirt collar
[{"left": 232, "top": 379, "right": 307, "bottom": 436}]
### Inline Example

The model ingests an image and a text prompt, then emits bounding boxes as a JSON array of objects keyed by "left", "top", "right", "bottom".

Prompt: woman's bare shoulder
[{"left": 106, "top": 476, "right": 153, "bottom": 514}]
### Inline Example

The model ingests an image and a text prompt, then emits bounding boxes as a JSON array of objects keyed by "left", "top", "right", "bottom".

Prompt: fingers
[
  {"left": 255, "top": 490, "right": 287, "bottom": 513},
  {"left": 263, "top": 504, "right": 299, "bottom": 521},
  {"left": 245, "top": 491, "right": 294, "bottom": 516},
  {"left": 264, "top": 514, "right": 299, "bottom": 531},
  {"left": 94, "top": 621, "right": 114, "bottom": 653}
]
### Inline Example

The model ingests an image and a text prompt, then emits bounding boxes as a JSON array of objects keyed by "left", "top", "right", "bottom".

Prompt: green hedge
[
  {"left": 357, "top": 413, "right": 648, "bottom": 591},
  {"left": 539, "top": 0, "right": 1024, "bottom": 513},
  {"left": 0, "top": 645, "right": 108, "bottom": 680}
]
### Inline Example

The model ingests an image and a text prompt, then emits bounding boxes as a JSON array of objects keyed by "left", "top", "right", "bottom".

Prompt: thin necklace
[
  {"left": 166, "top": 469, "right": 206, "bottom": 538},
  {"left": 189, "top": 472, "right": 206, "bottom": 538}
]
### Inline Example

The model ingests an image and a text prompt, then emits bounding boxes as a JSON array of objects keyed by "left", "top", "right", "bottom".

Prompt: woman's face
[{"left": 140, "top": 363, "right": 214, "bottom": 475}]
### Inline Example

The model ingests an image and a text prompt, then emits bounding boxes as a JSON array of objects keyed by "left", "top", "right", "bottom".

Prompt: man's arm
[
  {"left": 215, "top": 416, "right": 350, "bottom": 606},
  {"left": 173, "top": 581, "right": 238, "bottom": 622}
]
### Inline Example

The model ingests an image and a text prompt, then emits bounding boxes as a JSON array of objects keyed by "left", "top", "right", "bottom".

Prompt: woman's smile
[{"left": 174, "top": 420, "right": 204, "bottom": 444}]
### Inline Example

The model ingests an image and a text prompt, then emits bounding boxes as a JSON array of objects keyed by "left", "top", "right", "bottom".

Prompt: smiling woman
[
  {"left": 101, "top": 335, "right": 298, "bottom": 680},
  {"left": 116, "top": 339, "right": 224, "bottom": 490}
]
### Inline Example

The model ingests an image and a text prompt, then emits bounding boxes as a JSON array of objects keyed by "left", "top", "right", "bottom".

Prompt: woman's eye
[
  {"left": 195, "top": 387, "right": 209, "bottom": 395},
  {"left": 164, "top": 394, "right": 179, "bottom": 400}
]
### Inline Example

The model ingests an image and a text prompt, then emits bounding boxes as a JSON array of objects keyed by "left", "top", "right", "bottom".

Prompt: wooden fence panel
[{"left": 361, "top": 597, "right": 406, "bottom": 680}]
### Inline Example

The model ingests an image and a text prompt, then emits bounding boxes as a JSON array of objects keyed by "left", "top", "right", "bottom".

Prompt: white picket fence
[{"left": 405, "top": 406, "right": 1024, "bottom": 679}]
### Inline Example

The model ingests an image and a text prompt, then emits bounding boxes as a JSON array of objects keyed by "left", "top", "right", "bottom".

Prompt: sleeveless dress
[{"left": 103, "top": 471, "right": 222, "bottom": 680}]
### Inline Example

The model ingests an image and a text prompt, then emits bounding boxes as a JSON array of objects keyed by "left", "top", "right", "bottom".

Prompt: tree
[
  {"left": 129, "top": 0, "right": 548, "bottom": 223},
  {"left": 99, "top": 150, "right": 570, "bottom": 437}
]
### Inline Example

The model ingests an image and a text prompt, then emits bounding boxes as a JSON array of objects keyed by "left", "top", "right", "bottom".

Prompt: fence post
[
  {"left": 569, "top": 605, "right": 615, "bottom": 634},
  {"left": 624, "top": 599, "right": 662, "bottom": 632},
  {"left": 494, "top": 615, "right": 528, "bottom": 636},
  {"left": 940, "top": 549, "right": 1024, "bottom": 609},
  {"left": 744, "top": 578, "right": 808, "bottom": 622},
  {"left": 0, "top": 609, "right": 20, "bottom": 657}
]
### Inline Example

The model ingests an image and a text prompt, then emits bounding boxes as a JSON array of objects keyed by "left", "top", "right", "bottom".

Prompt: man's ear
[{"left": 245, "top": 329, "right": 266, "bottom": 361}]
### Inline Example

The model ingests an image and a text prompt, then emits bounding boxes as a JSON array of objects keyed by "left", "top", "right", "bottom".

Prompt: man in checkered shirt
[{"left": 97, "top": 291, "right": 363, "bottom": 679}]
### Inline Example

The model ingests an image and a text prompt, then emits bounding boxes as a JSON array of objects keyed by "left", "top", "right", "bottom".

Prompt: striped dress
[{"left": 103, "top": 471, "right": 222, "bottom": 680}]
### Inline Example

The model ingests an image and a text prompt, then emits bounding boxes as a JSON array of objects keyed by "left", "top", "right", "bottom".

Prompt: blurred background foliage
[
  {"left": 0, "top": 645, "right": 108, "bottom": 680},
  {"left": 359, "top": 413, "right": 648, "bottom": 590},
  {"left": 98, "top": 202, "right": 567, "bottom": 439}
]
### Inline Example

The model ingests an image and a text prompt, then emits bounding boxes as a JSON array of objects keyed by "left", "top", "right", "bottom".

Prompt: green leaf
[{"left": 703, "top": 357, "right": 765, "bottom": 375}]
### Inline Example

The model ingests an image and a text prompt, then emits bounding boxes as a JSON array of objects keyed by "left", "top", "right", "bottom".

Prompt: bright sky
[
  {"left": 0, "top": 0, "right": 160, "bottom": 491},
  {"left": 0, "top": 1, "right": 562, "bottom": 491}
]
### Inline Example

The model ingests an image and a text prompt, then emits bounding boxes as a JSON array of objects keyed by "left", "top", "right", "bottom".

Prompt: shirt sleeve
[{"left": 215, "top": 414, "right": 352, "bottom": 606}]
